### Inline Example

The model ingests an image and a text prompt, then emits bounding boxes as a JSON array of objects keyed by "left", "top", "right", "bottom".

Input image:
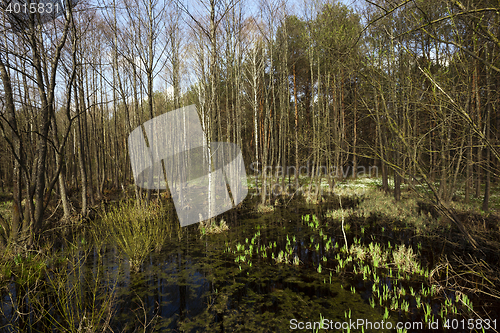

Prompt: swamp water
[{"left": 1, "top": 193, "right": 498, "bottom": 332}]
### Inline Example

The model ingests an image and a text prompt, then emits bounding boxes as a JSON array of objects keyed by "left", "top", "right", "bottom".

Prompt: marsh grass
[
  {"left": 324, "top": 188, "right": 431, "bottom": 237},
  {"left": 357, "top": 190, "right": 432, "bottom": 229},
  {"left": 304, "top": 188, "right": 322, "bottom": 204},
  {"left": 324, "top": 177, "right": 437, "bottom": 231},
  {"left": 255, "top": 203, "right": 275, "bottom": 213},
  {"left": 99, "top": 200, "right": 168, "bottom": 272},
  {"left": 392, "top": 244, "right": 421, "bottom": 274},
  {"left": 232, "top": 211, "right": 443, "bottom": 320},
  {"left": 325, "top": 207, "right": 353, "bottom": 220},
  {"left": 37, "top": 247, "right": 116, "bottom": 332},
  {"left": 0, "top": 243, "right": 115, "bottom": 332},
  {"left": 349, "top": 243, "right": 367, "bottom": 261},
  {"left": 0, "top": 247, "right": 49, "bottom": 327},
  {"left": 368, "top": 242, "right": 389, "bottom": 268},
  {"left": 0, "top": 260, "right": 12, "bottom": 281},
  {"left": 1, "top": 250, "right": 48, "bottom": 287},
  {"left": 199, "top": 218, "right": 229, "bottom": 235}
]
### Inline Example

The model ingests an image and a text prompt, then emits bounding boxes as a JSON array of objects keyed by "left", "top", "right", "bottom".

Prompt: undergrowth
[{"left": 98, "top": 200, "right": 169, "bottom": 272}]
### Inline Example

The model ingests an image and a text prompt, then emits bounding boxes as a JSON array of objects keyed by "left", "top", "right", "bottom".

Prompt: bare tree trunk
[
  {"left": 375, "top": 86, "right": 388, "bottom": 192},
  {"left": 466, "top": 60, "right": 475, "bottom": 203},
  {"left": 0, "top": 60, "right": 23, "bottom": 246},
  {"left": 76, "top": 78, "right": 88, "bottom": 216},
  {"left": 352, "top": 83, "right": 357, "bottom": 179},
  {"left": 466, "top": 121, "right": 472, "bottom": 203},
  {"left": 31, "top": 34, "right": 54, "bottom": 238},
  {"left": 50, "top": 109, "right": 71, "bottom": 219},
  {"left": 83, "top": 71, "right": 95, "bottom": 207},
  {"left": 252, "top": 44, "right": 260, "bottom": 193},
  {"left": 474, "top": 57, "right": 482, "bottom": 198},
  {"left": 293, "top": 64, "right": 299, "bottom": 188},
  {"left": 482, "top": 48, "right": 491, "bottom": 212}
]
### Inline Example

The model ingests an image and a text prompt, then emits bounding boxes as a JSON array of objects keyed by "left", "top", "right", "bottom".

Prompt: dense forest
[
  {"left": 1, "top": 0, "right": 500, "bottom": 331},
  {"left": 1, "top": 0, "right": 499, "bottom": 246}
]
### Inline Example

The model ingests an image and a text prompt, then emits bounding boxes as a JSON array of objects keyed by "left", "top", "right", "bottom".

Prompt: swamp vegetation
[
  {"left": 1, "top": 178, "right": 499, "bottom": 332},
  {"left": 1, "top": 0, "right": 500, "bottom": 331}
]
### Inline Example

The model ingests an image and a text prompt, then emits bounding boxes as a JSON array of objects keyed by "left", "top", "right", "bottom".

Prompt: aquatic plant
[
  {"left": 40, "top": 251, "right": 116, "bottom": 332},
  {"left": 401, "top": 300, "right": 410, "bottom": 312},
  {"left": 368, "top": 242, "right": 388, "bottom": 268},
  {"left": 2, "top": 244, "right": 116, "bottom": 332},
  {"left": 275, "top": 250, "right": 288, "bottom": 264},
  {"left": 383, "top": 307, "right": 389, "bottom": 320},
  {"left": 313, "top": 313, "right": 325, "bottom": 333},
  {"left": 9, "top": 251, "right": 47, "bottom": 285}
]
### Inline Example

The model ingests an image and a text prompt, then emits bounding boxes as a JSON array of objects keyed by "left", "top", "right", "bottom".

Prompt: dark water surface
[
  {"left": 104, "top": 198, "right": 386, "bottom": 331},
  {"left": 1, "top": 194, "right": 498, "bottom": 332}
]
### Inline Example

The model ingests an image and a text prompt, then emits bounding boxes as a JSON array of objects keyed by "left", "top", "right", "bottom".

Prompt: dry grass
[
  {"left": 349, "top": 243, "right": 367, "bottom": 261},
  {"left": 326, "top": 208, "right": 354, "bottom": 220},
  {"left": 256, "top": 203, "right": 275, "bottom": 213},
  {"left": 392, "top": 244, "right": 421, "bottom": 274},
  {"left": 0, "top": 200, "right": 12, "bottom": 224},
  {"left": 199, "top": 218, "right": 229, "bottom": 235}
]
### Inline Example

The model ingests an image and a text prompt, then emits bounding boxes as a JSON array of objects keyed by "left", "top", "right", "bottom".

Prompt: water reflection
[{"left": 0, "top": 196, "right": 414, "bottom": 332}]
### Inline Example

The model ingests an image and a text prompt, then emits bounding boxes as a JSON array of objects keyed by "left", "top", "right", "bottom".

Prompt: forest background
[{"left": 0, "top": 0, "right": 499, "bottom": 249}]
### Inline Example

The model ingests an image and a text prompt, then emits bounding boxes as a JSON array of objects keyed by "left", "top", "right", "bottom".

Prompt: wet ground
[{"left": 1, "top": 192, "right": 499, "bottom": 332}]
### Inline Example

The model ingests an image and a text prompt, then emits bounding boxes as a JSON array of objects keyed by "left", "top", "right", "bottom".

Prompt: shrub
[{"left": 100, "top": 201, "right": 167, "bottom": 272}]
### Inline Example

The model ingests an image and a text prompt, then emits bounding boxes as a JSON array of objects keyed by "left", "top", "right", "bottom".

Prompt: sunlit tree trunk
[
  {"left": 75, "top": 78, "right": 88, "bottom": 216},
  {"left": 293, "top": 64, "right": 299, "bottom": 188}
]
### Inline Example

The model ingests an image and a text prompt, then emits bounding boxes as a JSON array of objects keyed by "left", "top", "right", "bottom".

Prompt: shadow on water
[
  {"left": 1, "top": 192, "right": 499, "bottom": 332},
  {"left": 103, "top": 196, "right": 386, "bottom": 332}
]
